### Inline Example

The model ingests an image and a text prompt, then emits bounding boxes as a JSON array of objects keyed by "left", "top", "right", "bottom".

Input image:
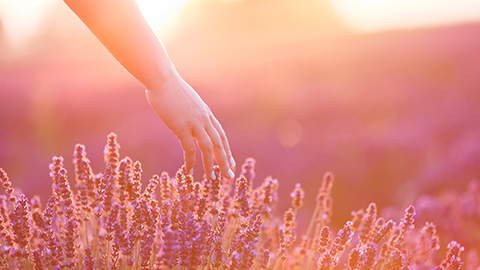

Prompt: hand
[{"left": 145, "top": 74, "right": 235, "bottom": 179}]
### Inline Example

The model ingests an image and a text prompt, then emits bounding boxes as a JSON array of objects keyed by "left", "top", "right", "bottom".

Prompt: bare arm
[
  {"left": 63, "top": 0, "right": 235, "bottom": 179},
  {"left": 63, "top": 0, "right": 174, "bottom": 88}
]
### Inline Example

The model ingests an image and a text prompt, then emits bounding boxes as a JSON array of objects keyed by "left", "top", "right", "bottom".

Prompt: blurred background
[{"left": 1, "top": 0, "right": 480, "bottom": 229}]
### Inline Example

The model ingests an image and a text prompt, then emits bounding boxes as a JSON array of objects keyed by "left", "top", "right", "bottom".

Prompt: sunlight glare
[
  {"left": 331, "top": 0, "right": 480, "bottom": 32},
  {"left": 0, "top": 0, "right": 56, "bottom": 50},
  {"left": 136, "top": 0, "right": 191, "bottom": 35},
  {"left": 0, "top": 0, "right": 190, "bottom": 52}
]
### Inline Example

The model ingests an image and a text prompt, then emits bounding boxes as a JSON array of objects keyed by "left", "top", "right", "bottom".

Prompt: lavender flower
[
  {"left": 241, "top": 157, "right": 256, "bottom": 187},
  {"left": 0, "top": 168, "right": 14, "bottom": 198},
  {"left": 436, "top": 241, "right": 464, "bottom": 270},
  {"left": 104, "top": 132, "right": 120, "bottom": 168},
  {"left": 234, "top": 176, "right": 251, "bottom": 218},
  {"left": 317, "top": 226, "right": 331, "bottom": 254},
  {"left": 159, "top": 171, "right": 172, "bottom": 202},
  {"left": 359, "top": 203, "right": 377, "bottom": 244},
  {"left": 9, "top": 194, "right": 30, "bottom": 251},
  {"left": 0, "top": 132, "right": 474, "bottom": 270},
  {"left": 290, "top": 183, "right": 305, "bottom": 210}
]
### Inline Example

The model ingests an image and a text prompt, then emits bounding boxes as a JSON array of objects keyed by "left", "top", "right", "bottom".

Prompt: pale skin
[{"left": 63, "top": 0, "right": 235, "bottom": 179}]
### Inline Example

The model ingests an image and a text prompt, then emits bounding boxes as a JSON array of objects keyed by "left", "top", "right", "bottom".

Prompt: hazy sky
[
  {"left": 332, "top": 0, "right": 480, "bottom": 32},
  {"left": 1, "top": 0, "right": 480, "bottom": 50},
  {"left": 0, "top": 0, "right": 189, "bottom": 51}
]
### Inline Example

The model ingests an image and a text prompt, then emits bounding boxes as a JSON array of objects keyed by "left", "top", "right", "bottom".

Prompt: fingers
[
  {"left": 193, "top": 128, "right": 215, "bottom": 180},
  {"left": 210, "top": 115, "right": 235, "bottom": 169},
  {"left": 177, "top": 133, "right": 196, "bottom": 175},
  {"left": 205, "top": 124, "right": 234, "bottom": 179},
  {"left": 177, "top": 113, "right": 234, "bottom": 180}
]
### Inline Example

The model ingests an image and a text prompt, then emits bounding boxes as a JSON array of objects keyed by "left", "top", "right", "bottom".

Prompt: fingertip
[
  {"left": 184, "top": 158, "right": 195, "bottom": 176},
  {"left": 178, "top": 136, "right": 196, "bottom": 176},
  {"left": 227, "top": 169, "right": 235, "bottom": 179}
]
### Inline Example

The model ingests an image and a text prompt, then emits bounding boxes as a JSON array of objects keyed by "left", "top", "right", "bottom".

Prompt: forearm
[
  {"left": 64, "top": 0, "right": 236, "bottom": 178},
  {"left": 63, "top": 0, "right": 178, "bottom": 89}
]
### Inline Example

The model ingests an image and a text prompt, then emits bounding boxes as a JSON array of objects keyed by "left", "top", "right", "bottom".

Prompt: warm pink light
[{"left": 332, "top": 0, "right": 480, "bottom": 32}]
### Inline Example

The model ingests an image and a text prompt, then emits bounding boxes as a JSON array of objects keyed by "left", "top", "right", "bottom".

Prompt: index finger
[
  {"left": 210, "top": 115, "right": 235, "bottom": 169},
  {"left": 193, "top": 128, "right": 215, "bottom": 180},
  {"left": 177, "top": 132, "right": 196, "bottom": 175}
]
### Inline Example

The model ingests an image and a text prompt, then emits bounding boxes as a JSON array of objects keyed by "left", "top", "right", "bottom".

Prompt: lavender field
[
  {"left": 0, "top": 133, "right": 476, "bottom": 269},
  {"left": 1, "top": 1, "right": 480, "bottom": 268}
]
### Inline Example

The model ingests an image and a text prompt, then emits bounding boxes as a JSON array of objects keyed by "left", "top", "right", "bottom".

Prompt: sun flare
[
  {"left": 332, "top": 0, "right": 480, "bottom": 32},
  {"left": 0, "top": 0, "right": 191, "bottom": 50},
  {"left": 136, "top": 0, "right": 191, "bottom": 34}
]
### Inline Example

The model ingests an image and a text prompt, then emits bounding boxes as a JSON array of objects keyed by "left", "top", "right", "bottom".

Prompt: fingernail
[
  {"left": 230, "top": 157, "right": 236, "bottom": 167},
  {"left": 211, "top": 171, "right": 216, "bottom": 180},
  {"left": 228, "top": 169, "right": 234, "bottom": 179},
  {"left": 189, "top": 169, "right": 193, "bottom": 175}
]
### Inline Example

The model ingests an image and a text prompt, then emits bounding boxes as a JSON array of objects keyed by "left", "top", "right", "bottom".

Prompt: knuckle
[
  {"left": 218, "top": 130, "right": 227, "bottom": 139},
  {"left": 184, "top": 147, "right": 195, "bottom": 156},
  {"left": 215, "top": 124, "right": 225, "bottom": 134},
  {"left": 220, "top": 163, "right": 230, "bottom": 172},
  {"left": 202, "top": 141, "right": 213, "bottom": 152},
  {"left": 214, "top": 143, "right": 224, "bottom": 151}
]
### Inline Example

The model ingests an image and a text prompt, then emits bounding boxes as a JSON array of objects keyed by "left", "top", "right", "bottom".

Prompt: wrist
[{"left": 144, "top": 64, "right": 182, "bottom": 92}]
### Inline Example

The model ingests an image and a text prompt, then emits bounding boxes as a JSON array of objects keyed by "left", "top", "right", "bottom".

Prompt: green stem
[
  {"left": 94, "top": 216, "right": 99, "bottom": 262},
  {"left": 21, "top": 259, "right": 28, "bottom": 270},
  {"left": 77, "top": 238, "right": 82, "bottom": 270},
  {"left": 302, "top": 203, "right": 320, "bottom": 268},
  {"left": 211, "top": 202, "right": 218, "bottom": 230},
  {"left": 121, "top": 254, "right": 126, "bottom": 270},
  {"left": 83, "top": 214, "right": 89, "bottom": 248},
  {"left": 305, "top": 203, "right": 320, "bottom": 240},
  {"left": 207, "top": 203, "right": 220, "bottom": 269},
  {"left": 150, "top": 241, "right": 157, "bottom": 269},
  {"left": 105, "top": 240, "right": 110, "bottom": 270},
  {"left": 134, "top": 240, "right": 139, "bottom": 270},
  {"left": 206, "top": 249, "right": 214, "bottom": 269},
  {"left": 273, "top": 258, "right": 285, "bottom": 270},
  {"left": 306, "top": 222, "right": 323, "bottom": 270},
  {"left": 224, "top": 216, "right": 239, "bottom": 250}
]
